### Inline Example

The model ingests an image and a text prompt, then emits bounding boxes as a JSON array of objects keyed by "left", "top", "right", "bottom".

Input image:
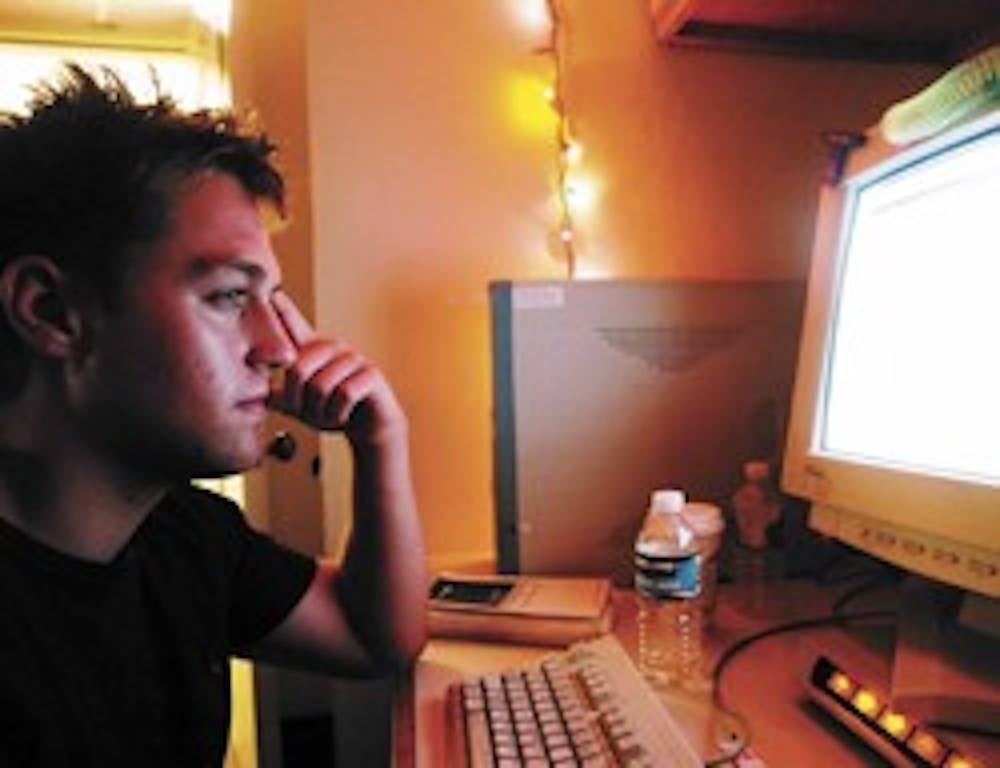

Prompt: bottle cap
[
  {"left": 682, "top": 502, "right": 725, "bottom": 536},
  {"left": 743, "top": 460, "right": 771, "bottom": 483},
  {"left": 650, "top": 489, "right": 685, "bottom": 514}
]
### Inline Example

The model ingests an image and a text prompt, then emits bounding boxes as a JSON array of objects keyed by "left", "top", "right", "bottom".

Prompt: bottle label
[{"left": 634, "top": 551, "right": 701, "bottom": 599}]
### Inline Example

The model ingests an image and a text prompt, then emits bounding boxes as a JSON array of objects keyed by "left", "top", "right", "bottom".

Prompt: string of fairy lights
[
  {"left": 541, "top": 0, "right": 578, "bottom": 277},
  {"left": 514, "top": 0, "right": 597, "bottom": 279}
]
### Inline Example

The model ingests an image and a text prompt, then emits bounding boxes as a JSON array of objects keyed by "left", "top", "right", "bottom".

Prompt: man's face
[{"left": 74, "top": 171, "right": 296, "bottom": 482}]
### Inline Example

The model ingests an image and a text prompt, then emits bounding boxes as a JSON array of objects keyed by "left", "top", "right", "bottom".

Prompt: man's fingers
[
  {"left": 268, "top": 339, "right": 372, "bottom": 430},
  {"left": 301, "top": 352, "right": 367, "bottom": 426},
  {"left": 322, "top": 366, "right": 379, "bottom": 428},
  {"left": 272, "top": 290, "right": 316, "bottom": 348}
]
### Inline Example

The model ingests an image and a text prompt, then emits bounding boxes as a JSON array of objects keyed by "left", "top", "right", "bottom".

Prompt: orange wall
[
  {"left": 299, "top": 1, "right": 935, "bottom": 569},
  {"left": 568, "top": 7, "right": 934, "bottom": 280}
]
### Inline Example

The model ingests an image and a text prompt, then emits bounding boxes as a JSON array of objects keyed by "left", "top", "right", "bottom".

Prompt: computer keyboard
[{"left": 446, "top": 633, "right": 703, "bottom": 767}]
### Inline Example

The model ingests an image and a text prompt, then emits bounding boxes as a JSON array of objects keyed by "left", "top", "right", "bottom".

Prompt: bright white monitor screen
[{"left": 822, "top": 127, "right": 1000, "bottom": 484}]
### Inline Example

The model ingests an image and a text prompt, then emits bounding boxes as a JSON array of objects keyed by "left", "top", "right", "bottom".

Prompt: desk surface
[{"left": 395, "top": 579, "right": 999, "bottom": 767}]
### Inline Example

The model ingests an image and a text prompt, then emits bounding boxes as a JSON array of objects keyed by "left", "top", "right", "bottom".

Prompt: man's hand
[
  {"left": 255, "top": 292, "right": 426, "bottom": 673},
  {"left": 266, "top": 292, "right": 407, "bottom": 447}
]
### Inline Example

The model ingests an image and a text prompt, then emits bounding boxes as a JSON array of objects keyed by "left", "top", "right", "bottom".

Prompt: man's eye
[{"left": 206, "top": 288, "right": 250, "bottom": 310}]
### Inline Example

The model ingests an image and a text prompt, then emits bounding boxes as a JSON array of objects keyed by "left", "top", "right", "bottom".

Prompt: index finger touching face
[{"left": 271, "top": 290, "right": 316, "bottom": 348}]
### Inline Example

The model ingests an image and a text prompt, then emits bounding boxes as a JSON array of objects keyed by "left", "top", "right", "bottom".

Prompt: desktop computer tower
[{"left": 490, "top": 279, "right": 804, "bottom": 584}]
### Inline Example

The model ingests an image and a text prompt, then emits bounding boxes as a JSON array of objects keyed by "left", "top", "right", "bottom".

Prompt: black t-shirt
[{"left": 0, "top": 485, "right": 316, "bottom": 767}]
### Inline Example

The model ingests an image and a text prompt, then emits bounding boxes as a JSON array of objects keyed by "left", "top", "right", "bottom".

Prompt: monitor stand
[{"left": 890, "top": 576, "right": 1000, "bottom": 735}]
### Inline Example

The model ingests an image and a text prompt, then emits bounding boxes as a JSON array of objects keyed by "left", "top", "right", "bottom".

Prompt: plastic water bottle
[{"left": 634, "top": 489, "right": 702, "bottom": 690}]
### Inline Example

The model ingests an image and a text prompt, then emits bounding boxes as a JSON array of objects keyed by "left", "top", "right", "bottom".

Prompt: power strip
[{"left": 807, "top": 656, "right": 983, "bottom": 768}]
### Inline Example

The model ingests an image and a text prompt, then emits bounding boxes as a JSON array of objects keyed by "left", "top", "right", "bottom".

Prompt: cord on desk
[
  {"left": 831, "top": 569, "right": 903, "bottom": 614},
  {"left": 707, "top": 609, "right": 897, "bottom": 763}
]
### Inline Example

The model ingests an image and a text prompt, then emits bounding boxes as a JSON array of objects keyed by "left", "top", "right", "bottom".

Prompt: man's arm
[{"left": 249, "top": 292, "right": 427, "bottom": 675}]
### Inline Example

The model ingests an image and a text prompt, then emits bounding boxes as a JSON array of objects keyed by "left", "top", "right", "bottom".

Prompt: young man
[{"left": 0, "top": 65, "right": 427, "bottom": 764}]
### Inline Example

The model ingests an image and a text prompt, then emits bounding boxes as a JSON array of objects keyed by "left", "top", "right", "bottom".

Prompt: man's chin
[{"left": 188, "top": 442, "right": 267, "bottom": 480}]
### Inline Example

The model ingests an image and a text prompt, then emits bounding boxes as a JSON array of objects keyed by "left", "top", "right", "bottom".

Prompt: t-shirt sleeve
[
  {"left": 228, "top": 513, "right": 317, "bottom": 650},
  {"left": 188, "top": 489, "right": 317, "bottom": 651}
]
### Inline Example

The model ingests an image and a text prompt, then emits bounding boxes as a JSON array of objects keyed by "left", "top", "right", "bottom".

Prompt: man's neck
[
  {"left": 0, "top": 365, "right": 174, "bottom": 562},
  {"left": 0, "top": 444, "right": 167, "bottom": 563}
]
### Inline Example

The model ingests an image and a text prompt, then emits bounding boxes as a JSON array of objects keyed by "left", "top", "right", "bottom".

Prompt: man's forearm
[{"left": 336, "top": 426, "right": 428, "bottom": 669}]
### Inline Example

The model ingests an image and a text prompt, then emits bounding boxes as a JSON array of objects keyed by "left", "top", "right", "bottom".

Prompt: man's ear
[{"left": 0, "top": 255, "right": 85, "bottom": 358}]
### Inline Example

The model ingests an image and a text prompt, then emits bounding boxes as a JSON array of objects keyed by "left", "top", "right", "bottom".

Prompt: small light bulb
[
  {"left": 512, "top": 0, "right": 550, "bottom": 34},
  {"left": 562, "top": 174, "right": 598, "bottom": 216},
  {"left": 560, "top": 227, "right": 573, "bottom": 243},
  {"left": 564, "top": 140, "right": 583, "bottom": 164}
]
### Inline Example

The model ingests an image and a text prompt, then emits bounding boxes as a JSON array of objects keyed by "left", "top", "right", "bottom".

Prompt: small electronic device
[
  {"left": 427, "top": 573, "right": 613, "bottom": 646},
  {"left": 429, "top": 578, "right": 514, "bottom": 607},
  {"left": 808, "top": 656, "right": 985, "bottom": 768}
]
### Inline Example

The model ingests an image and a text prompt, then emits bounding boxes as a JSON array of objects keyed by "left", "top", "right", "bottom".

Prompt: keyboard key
[
  {"left": 550, "top": 746, "right": 574, "bottom": 761},
  {"left": 521, "top": 744, "right": 545, "bottom": 759},
  {"left": 494, "top": 732, "right": 515, "bottom": 748},
  {"left": 515, "top": 721, "right": 538, "bottom": 736},
  {"left": 541, "top": 721, "right": 565, "bottom": 736},
  {"left": 517, "top": 731, "right": 540, "bottom": 748},
  {"left": 545, "top": 732, "right": 570, "bottom": 749}
]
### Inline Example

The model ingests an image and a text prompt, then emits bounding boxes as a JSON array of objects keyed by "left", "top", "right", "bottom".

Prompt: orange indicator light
[
  {"left": 908, "top": 728, "right": 947, "bottom": 764},
  {"left": 851, "top": 689, "right": 881, "bottom": 718},
  {"left": 828, "top": 671, "right": 854, "bottom": 698},
  {"left": 943, "top": 754, "right": 980, "bottom": 768},
  {"left": 877, "top": 709, "right": 910, "bottom": 739}
]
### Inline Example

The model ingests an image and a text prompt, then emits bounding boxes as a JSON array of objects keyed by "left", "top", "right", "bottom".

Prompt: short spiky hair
[{"left": 0, "top": 63, "right": 285, "bottom": 287}]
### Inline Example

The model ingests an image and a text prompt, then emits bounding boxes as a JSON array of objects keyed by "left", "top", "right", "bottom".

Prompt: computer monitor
[{"left": 781, "top": 106, "right": 999, "bottom": 729}]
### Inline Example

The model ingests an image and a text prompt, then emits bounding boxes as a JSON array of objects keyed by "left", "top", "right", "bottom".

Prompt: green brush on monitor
[{"left": 881, "top": 44, "right": 999, "bottom": 145}]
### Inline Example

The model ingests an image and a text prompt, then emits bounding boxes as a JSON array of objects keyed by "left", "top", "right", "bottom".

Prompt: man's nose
[{"left": 246, "top": 299, "right": 297, "bottom": 369}]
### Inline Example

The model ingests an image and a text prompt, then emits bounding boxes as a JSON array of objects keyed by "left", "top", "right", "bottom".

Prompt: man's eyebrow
[{"left": 188, "top": 255, "right": 268, "bottom": 281}]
